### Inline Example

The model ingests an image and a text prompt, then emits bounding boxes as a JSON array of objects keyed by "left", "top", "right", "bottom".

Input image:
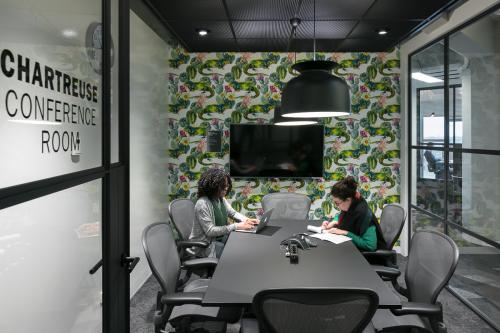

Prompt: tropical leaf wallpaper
[{"left": 167, "top": 48, "right": 401, "bottom": 220}]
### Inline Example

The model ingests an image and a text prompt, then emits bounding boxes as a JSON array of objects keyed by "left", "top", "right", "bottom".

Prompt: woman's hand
[
  {"left": 328, "top": 227, "right": 348, "bottom": 236},
  {"left": 321, "top": 220, "right": 338, "bottom": 229},
  {"left": 245, "top": 218, "right": 260, "bottom": 225},
  {"left": 236, "top": 219, "right": 256, "bottom": 230}
]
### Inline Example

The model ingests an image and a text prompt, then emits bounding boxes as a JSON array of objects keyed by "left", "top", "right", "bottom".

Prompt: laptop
[{"left": 236, "top": 209, "right": 274, "bottom": 234}]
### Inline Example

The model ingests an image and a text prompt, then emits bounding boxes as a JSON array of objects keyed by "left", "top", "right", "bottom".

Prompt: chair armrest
[
  {"left": 391, "top": 302, "right": 442, "bottom": 316},
  {"left": 362, "top": 249, "right": 396, "bottom": 258},
  {"left": 372, "top": 265, "right": 401, "bottom": 280},
  {"left": 182, "top": 257, "right": 218, "bottom": 270},
  {"left": 177, "top": 240, "right": 209, "bottom": 250},
  {"left": 161, "top": 292, "right": 205, "bottom": 305}
]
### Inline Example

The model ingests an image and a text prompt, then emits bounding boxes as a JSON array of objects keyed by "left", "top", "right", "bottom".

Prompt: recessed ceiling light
[
  {"left": 375, "top": 28, "right": 389, "bottom": 35},
  {"left": 62, "top": 29, "right": 77, "bottom": 38},
  {"left": 196, "top": 29, "right": 209, "bottom": 36}
]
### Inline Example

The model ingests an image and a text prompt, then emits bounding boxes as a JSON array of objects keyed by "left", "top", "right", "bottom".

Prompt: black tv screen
[{"left": 230, "top": 124, "right": 324, "bottom": 178}]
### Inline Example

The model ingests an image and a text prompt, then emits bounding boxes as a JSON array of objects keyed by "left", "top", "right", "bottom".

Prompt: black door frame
[
  {"left": 0, "top": 0, "right": 131, "bottom": 331},
  {"left": 407, "top": 3, "right": 500, "bottom": 330}
]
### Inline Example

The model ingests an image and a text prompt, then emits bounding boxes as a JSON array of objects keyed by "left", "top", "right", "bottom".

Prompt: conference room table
[{"left": 202, "top": 218, "right": 402, "bottom": 309}]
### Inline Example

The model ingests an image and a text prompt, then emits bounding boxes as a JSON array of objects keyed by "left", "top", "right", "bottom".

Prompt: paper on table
[
  {"left": 310, "top": 232, "right": 352, "bottom": 244},
  {"left": 306, "top": 225, "right": 323, "bottom": 234}
]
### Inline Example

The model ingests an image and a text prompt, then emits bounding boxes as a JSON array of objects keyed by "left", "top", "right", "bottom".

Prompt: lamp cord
[{"left": 313, "top": 0, "right": 316, "bottom": 61}]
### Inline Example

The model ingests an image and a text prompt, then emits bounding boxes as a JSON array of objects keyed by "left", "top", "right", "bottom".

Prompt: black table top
[{"left": 202, "top": 219, "right": 401, "bottom": 309}]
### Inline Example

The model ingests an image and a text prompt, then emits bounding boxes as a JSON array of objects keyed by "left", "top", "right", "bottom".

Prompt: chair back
[
  {"left": 254, "top": 288, "right": 378, "bottom": 333},
  {"left": 261, "top": 193, "right": 311, "bottom": 220},
  {"left": 142, "top": 222, "right": 181, "bottom": 295},
  {"left": 405, "top": 231, "right": 459, "bottom": 304},
  {"left": 379, "top": 204, "right": 406, "bottom": 250},
  {"left": 168, "top": 198, "right": 195, "bottom": 241}
]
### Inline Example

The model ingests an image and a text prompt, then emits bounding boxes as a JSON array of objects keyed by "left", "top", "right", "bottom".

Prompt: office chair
[
  {"left": 261, "top": 193, "right": 311, "bottom": 220},
  {"left": 372, "top": 231, "right": 459, "bottom": 333},
  {"left": 169, "top": 198, "right": 210, "bottom": 260},
  {"left": 240, "top": 288, "right": 379, "bottom": 333},
  {"left": 142, "top": 222, "right": 240, "bottom": 333},
  {"left": 363, "top": 204, "right": 406, "bottom": 267}
]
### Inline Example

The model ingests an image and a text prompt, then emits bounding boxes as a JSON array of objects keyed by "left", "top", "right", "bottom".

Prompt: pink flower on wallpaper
[
  {"left": 270, "top": 85, "right": 278, "bottom": 93},
  {"left": 179, "top": 130, "right": 188, "bottom": 137},
  {"left": 360, "top": 175, "right": 369, "bottom": 183},
  {"left": 211, "top": 118, "right": 219, "bottom": 126},
  {"left": 224, "top": 130, "right": 229, "bottom": 137},
  {"left": 377, "top": 184, "right": 388, "bottom": 197},
  {"left": 392, "top": 74, "right": 400, "bottom": 82},
  {"left": 392, "top": 118, "right": 400, "bottom": 126},
  {"left": 378, "top": 94, "right": 387, "bottom": 107},
  {"left": 332, "top": 139, "right": 343, "bottom": 152},
  {"left": 196, "top": 53, "right": 206, "bottom": 62},
  {"left": 242, "top": 53, "right": 252, "bottom": 62},
  {"left": 196, "top": 95, "right": 207, "bottom": 107},
  {"left": 196, "top": 139, "right": 206, "bottom": 152},
  {"left": 331, "top": 53, "right": 341, "bottom": 62},
  {"left": 211, "top": 73, "right": 220, "bottom": 82},
  {"left": 224, "top": 85, "right": 232, "bottom": 93},
  {"left": 360, "top": 129, "right": 369, "bottom": 138},
  {"left": 347, "top": 74, "right": 355, "bottom": 82},
  {"left": 377, "top": 53, "right": 387, "bottom": 62},
  {"left": 241, "top": 95, "right": 251, "bottom": 107},
  {"left": 241, "top": 184, "right": 252, "bottom": 197},
  {"left": 257, "top": 74, "right": 265, "bottom": 81},
  {"left": 360, "top": 85, "right": 368, "bottom": 93},
  {"left": 179, "top": 85, "right": 187, "bottom": 93},
  {"left": 257, "top": 208, "right": 264, "bottom": 218},
  {"left": 347, "top": 164, "right": 355, "bottom": 173},
  {"left": 179, "top": 175, "right": 187, "bottom": 182},
  {"left": 377, "top": 139, "right": 387, "bottom": 152},
  {"left": 347, "top": 118, "right": 354, "bottom": 127},
  {"left": 392, "top": 163, "right": 400, "bottom": 172}
]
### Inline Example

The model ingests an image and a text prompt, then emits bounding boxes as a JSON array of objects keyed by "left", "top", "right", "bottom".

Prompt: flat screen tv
[{"left": 230, "top": 124, "right": 324, "bottom": 178}]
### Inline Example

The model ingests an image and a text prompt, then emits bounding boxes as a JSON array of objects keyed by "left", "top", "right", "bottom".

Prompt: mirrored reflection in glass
[
  {"left": 411, "top": 208, "right": 444, "bottom": 233},
  {"left": 411, "top": 149, "right": 446, "bottom": 217},
  {"left": 449, "top": 13, "right": 500, "bottom": 151},
  {"left": 0, "top": 180, "right": 102, "bottom": 333},
  {"left": 411, "top": 42, "right": 445, "bottom": 147},
  {"left": 448, "top": 226, "right": 500, "bottom": 329},
  {"left": 447, "top": 153, "right": 500, "bottom": 243}
]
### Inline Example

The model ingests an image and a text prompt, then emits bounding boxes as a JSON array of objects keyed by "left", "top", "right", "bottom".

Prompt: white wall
[
  {"left": 129, "top": 11, "right": 170, "bottom": 296},
  {"left": 399, "top": 0, "right": 500, "bottom": 255}
]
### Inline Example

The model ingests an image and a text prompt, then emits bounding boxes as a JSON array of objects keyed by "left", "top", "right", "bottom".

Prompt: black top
[{"left": 339, "top": 198, "right": 387, "bottom": 250}]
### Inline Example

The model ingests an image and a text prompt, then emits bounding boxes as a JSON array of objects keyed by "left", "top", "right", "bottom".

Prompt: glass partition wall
[{"left": 409, "top": 6, "right": 500, "bottom": 330}]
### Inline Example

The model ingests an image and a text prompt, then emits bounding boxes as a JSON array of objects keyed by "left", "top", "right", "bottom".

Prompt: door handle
[
  {"left": 89, "top": 259, "right": 103, "bottom": 275},
  {"left": 121, "top": 255, "right": 140, "bottom": 273}
]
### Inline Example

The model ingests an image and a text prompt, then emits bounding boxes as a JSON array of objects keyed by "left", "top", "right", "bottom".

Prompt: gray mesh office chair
[
  {"left": 169, "top": 198, "right": 210, "bottom": 260},
  {"left": 240, "top": 288, "right": 379, "bottom": 333},
  {"left": 372, "top": 231, "right": 459, "bottom": 333},
  {"left": 363, "top": 204, "right": 406, "bottom": 267},
  {"left": 261, "top": 193, "right": 311, "bottom": 220},
  {"left": 142, "top": 222, "right": 239, "bottom": 333}
]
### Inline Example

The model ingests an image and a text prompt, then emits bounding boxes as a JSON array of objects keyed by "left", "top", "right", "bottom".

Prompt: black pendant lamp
[
  {"left": 273, "top": 106, "right": 317, "bottom": 126},
  {"left": 281, "top": 0, "right": 350, "bottom": 118}
]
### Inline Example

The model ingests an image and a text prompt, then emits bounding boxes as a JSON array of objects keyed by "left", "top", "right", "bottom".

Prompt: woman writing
[
  {"left": 189, "top": 168, "right": 258, "bottom": 258},
  {"left": 322, "top": 176, "right": 386, "bottom": 252}
]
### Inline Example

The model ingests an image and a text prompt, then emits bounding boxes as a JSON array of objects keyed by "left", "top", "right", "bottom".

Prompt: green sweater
[{"left": 346, "top": 225, "right": 377, "bottom": 252}]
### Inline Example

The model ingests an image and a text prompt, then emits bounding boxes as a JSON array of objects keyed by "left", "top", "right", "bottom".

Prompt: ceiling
[{"left": 146, "top": 0, "right": 464, "bottom": 52}]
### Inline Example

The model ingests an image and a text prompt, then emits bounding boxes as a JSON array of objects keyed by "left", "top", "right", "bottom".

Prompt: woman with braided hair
[
  {"left": 321, "top": 176, "right": 386, "bottom": 252},
  {"left": 189, "top": 167, "right": 258, "bottom": 258}
]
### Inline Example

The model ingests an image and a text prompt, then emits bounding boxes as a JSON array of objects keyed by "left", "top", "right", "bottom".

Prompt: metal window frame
[{"left": 407, "top": 3, "right": 500, "bottom": 330}]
